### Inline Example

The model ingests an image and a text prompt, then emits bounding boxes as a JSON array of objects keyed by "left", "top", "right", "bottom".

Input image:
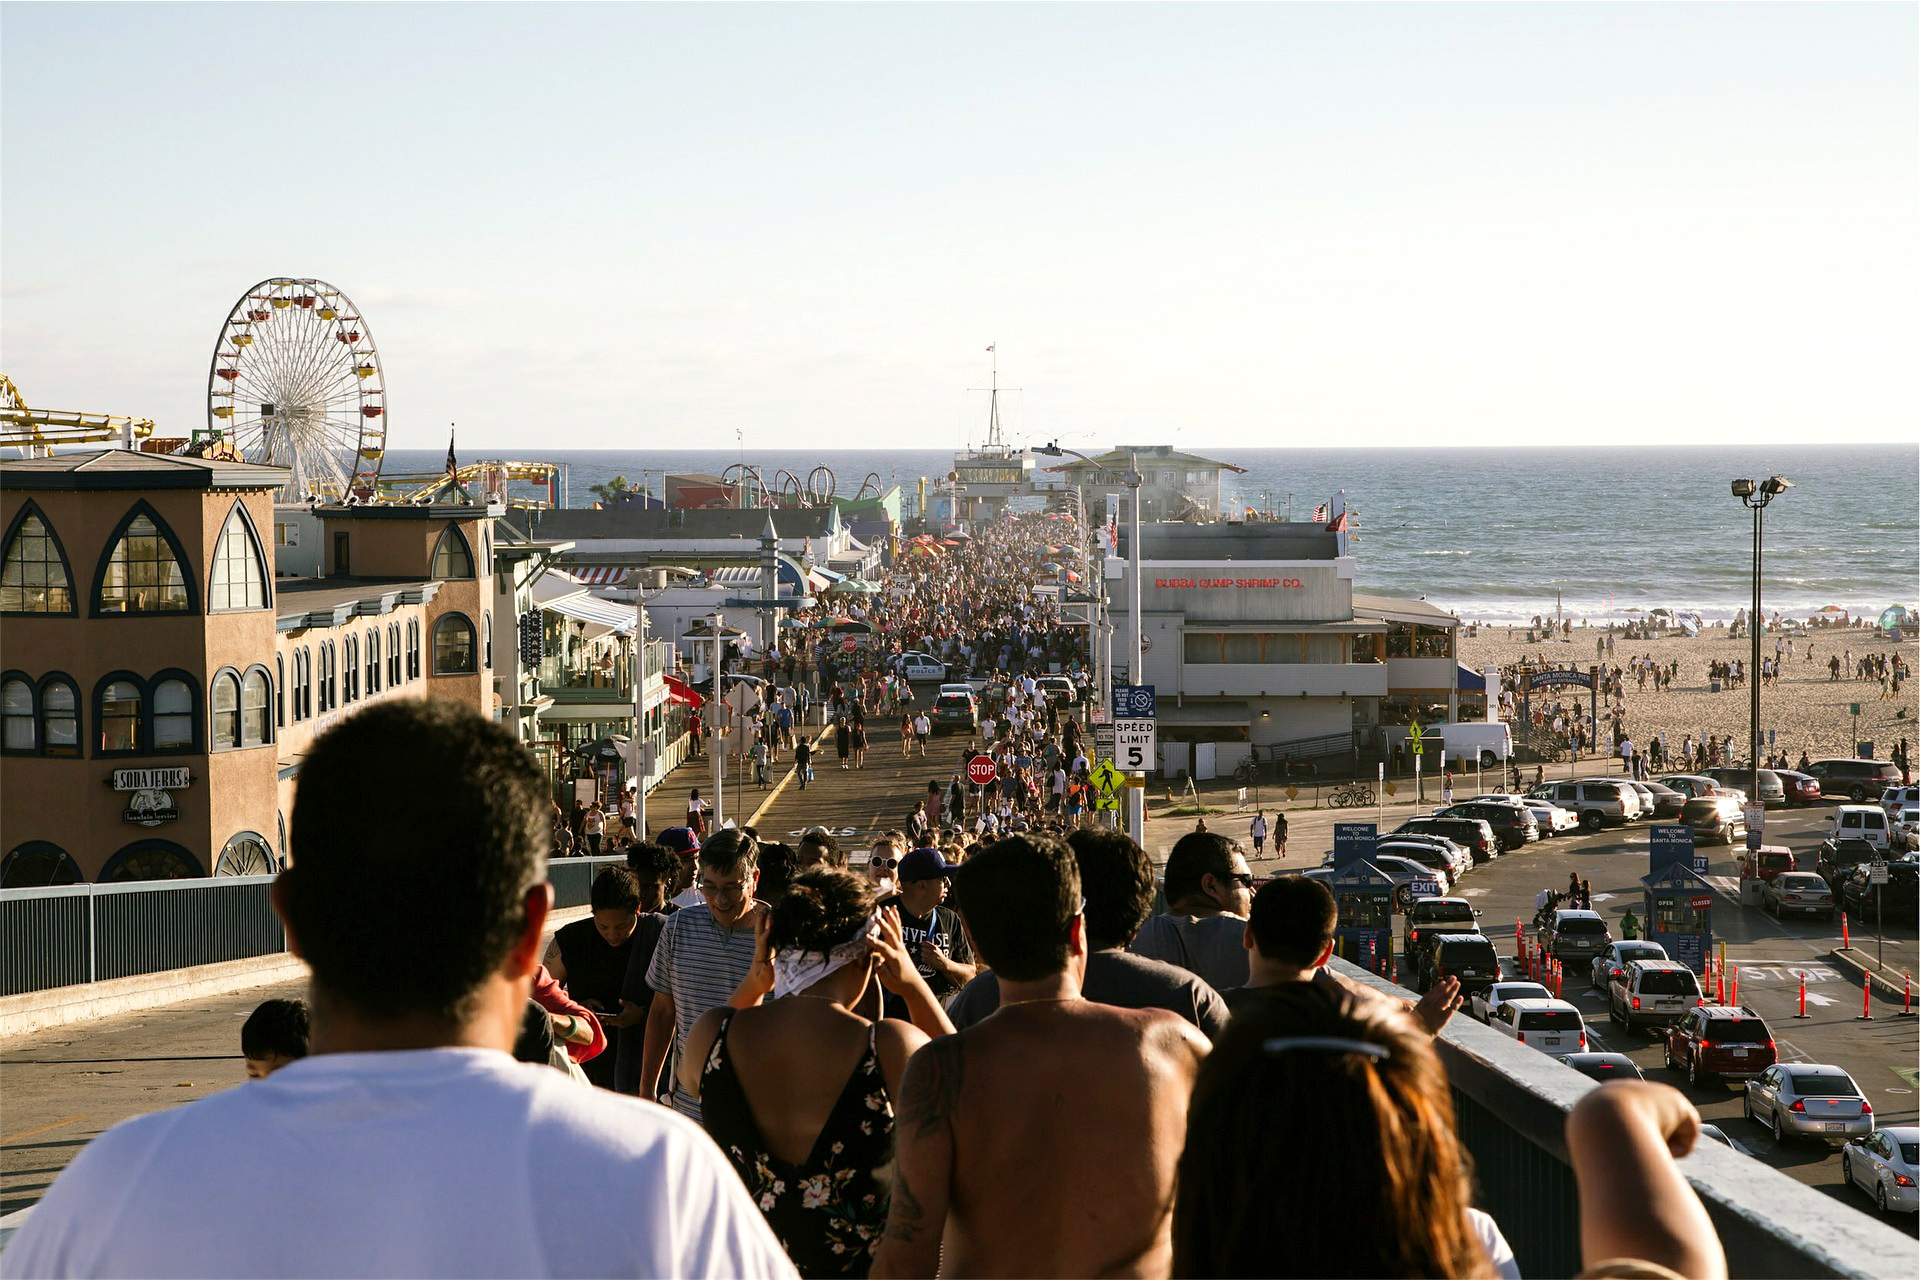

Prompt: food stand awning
[{"left": 542, "top": 593, "right": 635, "bottom": 635}]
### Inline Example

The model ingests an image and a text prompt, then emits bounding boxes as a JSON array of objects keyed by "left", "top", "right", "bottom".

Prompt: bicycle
[
  {"left": 1328, "top": 781, "right": 1374, "bottom": 808},
  {"left": 1232, "top": 756, "right": 1263, "bottom": 785}
]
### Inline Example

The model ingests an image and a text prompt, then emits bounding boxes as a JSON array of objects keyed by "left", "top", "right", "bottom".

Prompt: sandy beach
[{"left": 1458, "top": 621, "right": 1918, "bottom": 767}]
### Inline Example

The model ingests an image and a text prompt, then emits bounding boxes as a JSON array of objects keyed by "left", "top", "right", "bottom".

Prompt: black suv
[
  {"left": 1393, "top": 817, "right": 1496, "bottom": 864},
  {"left": 1834, "top": 861, "right": 1919, "bottom": 925},
  {"left": 1816, "top": 837, "right": 1879, "bottom": 890},
  {"left": 1433, "top": 801, "right": 1538, "bottom": 851},
  {"left": 1417, "top": 933, "right": 1503, "bottom": 998},
  {"left": 1804, "top": 757, "right": 1903, "bottom": 803}
]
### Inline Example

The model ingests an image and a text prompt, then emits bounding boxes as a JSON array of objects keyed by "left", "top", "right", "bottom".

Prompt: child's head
[{"left": 241, "top": 997, "right": 311, "bottom": 1078}]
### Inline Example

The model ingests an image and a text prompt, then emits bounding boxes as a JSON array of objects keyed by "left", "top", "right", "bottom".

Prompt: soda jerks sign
[{"left": 1153, "top": 577, "right": 1304, "bottom": 589}]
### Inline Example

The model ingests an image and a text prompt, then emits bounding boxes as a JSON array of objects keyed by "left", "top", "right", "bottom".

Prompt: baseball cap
[
  {"left": 898, "top": 847, "right": 960, "bottom": 883},
  {"left": 657, "top": 826, "right": 700, "bottom": 854}
]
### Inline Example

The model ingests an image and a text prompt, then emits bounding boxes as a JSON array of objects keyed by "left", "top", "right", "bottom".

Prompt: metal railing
[
  {"left": 1338, "top": 961, "right": 1915, "bottom": 1279},
  {"left": 0, "top": 856, "right": 632, "bottom": 999}
]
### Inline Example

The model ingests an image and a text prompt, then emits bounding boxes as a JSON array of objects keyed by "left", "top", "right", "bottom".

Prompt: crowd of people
[{"left": 11, "top": 698, "right": 1732, "bottom": 1279}]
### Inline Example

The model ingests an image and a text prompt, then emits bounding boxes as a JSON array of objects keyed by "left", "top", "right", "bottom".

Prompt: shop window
[
  {"left": 211, "top": 672, "right": 242, "bottom": 750},
  {"left": 242, "top": 667, "right": 272, "bottom": 746},
  {"left": 2, "top": 676, "right": 35, "bottom": 752},
  {"left": 407, "top": 620, "right": 421, "bottom": 680},
  {"left": 93, "top": 505, "right": 193, "bottom": 615},
  {"left": 433, "top": 613, "right": 477, "bottom": 675},
  {"left": 97, "top": 677, "right": 144, "bottom": 754},
  {"left": 208, "top": 505, "right": 269, "bottom": 611},
  {"left": 1, "top": 841, "right": 83, "bottom": 888},
  {"left": 40, "top": 676, "right": 78, "bottom": 755},
  {"left": 100, "top": 840, "right": 202, "bottom": 882},
  {"left": 276, "top": 654, "right": 286, "bottom": 726},
  {"left": 0, "top": 505, "right": 75, "bottom": 614},
  {"left": 216, "top": 832, "right": 275, "bottom": 877},
  {"left": 152, "top": 676, "right": 196, "bottom": 751},
  {"left": 432, "top": 525, "right": 474, "bottom": 580}
]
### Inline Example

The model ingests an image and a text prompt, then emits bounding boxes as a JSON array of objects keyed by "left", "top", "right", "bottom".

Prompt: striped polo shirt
[{"left": 646, "top": 902, "right": 760, "bottom": 1121}]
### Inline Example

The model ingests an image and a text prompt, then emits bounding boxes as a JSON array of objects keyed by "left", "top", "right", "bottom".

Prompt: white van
[
  {"left": 1426, "top": 722, "right": 1514, "bottom": 768},
  {"left": 1830, "top": 805, "right": 1891, "bottom": 853}
]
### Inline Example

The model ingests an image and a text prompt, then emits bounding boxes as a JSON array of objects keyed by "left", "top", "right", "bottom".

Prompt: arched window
[
  {"left": 93, "top": 504, "right": 193, "bottom": 615},
  {"left": 1, "top": 841, "right": 83, "bottom": 888},
  {"left": 319, "top": 642, "right": 335, "bottom": 712},
  {"left": 276, "top": 653, "right": 286, "bottom": 727},
  {"left": 208, "top": 504, "right": 269, "bottom": 611},
  {"left": 342, "top": 635, "right": 359, "bottom": 702},
  {"left": 483, "top": 610, "right": 493, "bottom": 670},
  {"left": 152, "top": 675, "right": 196, "bottom": 751},
  {"left": 1, "top": 675, "right": 34, "bottom": 753},
  {"left": 431, "top": 525, "right": 474, "bottom": 579},
  {"left": 211, "top": 671, "right": 241, "bottom": 750},
  {"left": 407, "top": 619, "right": 421, "bottom": 680},
  {"left": 432, "top": 613, "right": 477, "bottom": 674},
  {"left": 297, "top": 646, "right": 312, "bottom": 720},
  {"left": 387, "top": 622, "right": 402, "bottom": 686},
  {"left": 100, "top": 840, "right": 202, "bottom": 882},
  {"left": 366, "top": 628, "right": 381, "bottom": 693},
  {"left": 215, "top": 832, "right": 275, "bottom": 877},
  {"left": 1, "top": 503, "right": 75, "bottom": 614},
  {"left": 242, "top": 667, "right": 271, "bottom": 746},
  {"left": 97, "top": 676, "right": 145, "bottom": 754},
  {"left": 39, "top": 676, "right": 79, "bottom": 756}
]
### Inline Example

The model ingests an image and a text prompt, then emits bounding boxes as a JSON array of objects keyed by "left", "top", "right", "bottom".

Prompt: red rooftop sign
[{"left": 1154, "top": 577, "right": 1303, "bottom": 589}]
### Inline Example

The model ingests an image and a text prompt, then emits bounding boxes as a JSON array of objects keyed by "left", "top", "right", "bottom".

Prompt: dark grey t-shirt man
[{"left": 1126, "top": 831, "right": 1252, "bottom": 993}]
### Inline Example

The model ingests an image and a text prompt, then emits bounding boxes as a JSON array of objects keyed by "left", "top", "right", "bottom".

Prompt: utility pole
[
  {"left": 631, "top": 578, "right": 650, "bottom": 840},
  {"left": 1127, "top": 449, "right": 1145, "bottom": 848},
  {"left": 710, "top": 611, "right": 726, "bottom": 829}
]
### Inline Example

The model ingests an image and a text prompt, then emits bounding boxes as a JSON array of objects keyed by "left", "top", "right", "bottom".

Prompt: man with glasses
[
  {"left": 871, "top": 835, "right": 1208, "bottom": 1279},
  {"left": 640, "top": 830, "right": 764, "bottom": 1119},
  {"left": 1126, "top": 831, "right": 1254, "bottom": 993}
]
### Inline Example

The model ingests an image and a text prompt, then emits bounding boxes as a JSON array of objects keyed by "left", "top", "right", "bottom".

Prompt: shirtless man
[{"left": 871, "top": 835, "right": 1208, "bottom": 1279}]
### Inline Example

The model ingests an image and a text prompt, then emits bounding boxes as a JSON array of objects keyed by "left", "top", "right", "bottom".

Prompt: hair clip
[{"left": 1262, "top": 1036, "right": 1391, "bottom": 1061}]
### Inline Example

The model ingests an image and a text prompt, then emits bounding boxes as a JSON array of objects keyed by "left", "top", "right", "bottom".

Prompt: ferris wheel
[{"left": 206, "top": 277, "right": 387, "bottom": 500}]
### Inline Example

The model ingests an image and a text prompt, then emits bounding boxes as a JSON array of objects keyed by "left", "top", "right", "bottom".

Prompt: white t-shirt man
[{"left": 5, "top": 1047, "right": 795, "bottom": 1279}]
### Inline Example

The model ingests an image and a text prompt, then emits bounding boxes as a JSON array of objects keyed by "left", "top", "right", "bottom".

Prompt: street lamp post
[{"left": 1732, "top": 475, "right": 1792, "bottom": 809}]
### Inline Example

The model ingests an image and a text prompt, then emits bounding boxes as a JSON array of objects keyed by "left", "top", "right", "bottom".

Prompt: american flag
[{"left": 1311, "top": 502, "right": 1327, "bottom": 523}]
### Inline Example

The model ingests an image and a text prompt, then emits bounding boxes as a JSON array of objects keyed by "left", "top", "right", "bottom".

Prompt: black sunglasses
[{"left": 1222, "top": 872, "right": 1254, "bottom": 889}]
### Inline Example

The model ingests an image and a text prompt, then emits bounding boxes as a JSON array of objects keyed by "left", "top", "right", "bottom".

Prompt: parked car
[
  {"left": 1841, "top": 1127, "right": 1920, "bottom": 1215},
  {"left": 1879, "top": 785, "right": 1919, "bottom": 848},
  {"left": 1417, "top": 932, "right": 1503, "bottom": 998},
  {"left": 1563, "top": 1052, "right": 1644, "bottom": 1082},
  {"left": 1638, "top": 780, "right": 1688, "bottom": 819},
  {"left": 1804, "top": 757, "right": 1904, "bottom": 803},
  {"left": 1392, "top": 816, "right": 1497, "bottom": 864},
  {"left": 1834, "top": 860, "right": 1919, "bottom": 925},
  {"left": 1475, "top": 793, "right": 1579, "bottom": 836},
  {"left": 1589, "top": 940, "right": 1670, "bottom": 990},
  {"left": 1663, "top": 1005, "right": 1776, "bottom": 1085},
  {"left": 1744, "top": 1063, "right": 1874, "bottom": 1145},
  {"left": 1490, "top": 998, "right": 1589, "bottom": 1059},
  {"left": 1828, "top": 804, "right": 1893, "bottom": 853},
  {"left": 1698, "top": 1123, "right": 1755, "bottom": 1156},
  {"left": 930, "top": 690, "right": 978, "bottom": 733},
  {"left": 1606, "top": 960, "right": 1703, "bottom": 1033},
  {"left": 1034, "top": 675, "right": 1079, "bottom": 706},
  {"left": 1433, "top": 801, "right": 1537, "bottom": 851},
  {"left": 1304, "top": 855, "right": 1447, "bottom": 906},
  {"left": 1680, "top": 796, "right": 1747, "bottom": 845},
  {"left": 1539, "top": 909, "right": 1611, "bottom": 963},
  {"left": 1470, "top": 980, "right": 1553, "bottom": 1024},
  {"left": 1761, "top": 871, "right": 1836, "bottom": 921},
  {"left": 1626, "top": 781, "right": 1663, "bottom": 820},
  {"left": 1776, "top": 769, "right": 1823, "bottom": 806},
  {"left": 1529, "top": 779, "right": 1639, "bottom": 830},
  {"left": 1739, "top": 846, "right": 1796, "bottom": 882},
  {"left": 1378, "top": 837, "right": 1472, "bottom": 882},
  {"left": 1657, "top": 774, "right": 1731, "bottom": 801},
  {"left": 1704, "top": 767, "right": 1787, "bottom": 808},
  {"left": 1817, "top": 837, "right": 1880, "bottom": 890}
]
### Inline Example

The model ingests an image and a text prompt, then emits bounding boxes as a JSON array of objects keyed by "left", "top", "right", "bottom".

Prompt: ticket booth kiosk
[
  {"left": 1645, "top": 825, "right": 1713, "bottom": 974},
  {"left": 1331, "top": 861, "right": 1396, "bottom": 978}
]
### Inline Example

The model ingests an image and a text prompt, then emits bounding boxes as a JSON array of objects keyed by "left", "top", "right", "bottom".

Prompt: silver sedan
[
  {"left": 1744, "top": 1064, "right": 1875, "bottom": 1145},
  {"left": 1841, "top": 1127, "right": 1919, "bottom": 1215}
]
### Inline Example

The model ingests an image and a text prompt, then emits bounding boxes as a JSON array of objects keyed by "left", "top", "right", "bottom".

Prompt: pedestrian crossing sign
[{"left": 1088, "top": 760, "right": 1122, "bottom": 811}]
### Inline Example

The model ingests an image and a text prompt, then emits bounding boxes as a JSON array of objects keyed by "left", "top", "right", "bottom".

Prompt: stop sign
[{"left": 967, "top": 755, "right": 997, "bottom": 786}]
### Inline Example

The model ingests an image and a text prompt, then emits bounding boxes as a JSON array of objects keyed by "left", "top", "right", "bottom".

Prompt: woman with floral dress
[{"left": 678, "top": 869, "right": 953, "bottom": 1278}]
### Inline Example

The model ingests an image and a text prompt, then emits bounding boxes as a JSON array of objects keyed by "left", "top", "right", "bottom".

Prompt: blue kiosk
[
  {"left": 1643, "top": 826, "right": 1714, "bottom": 975},
  {"left": 1329, "top": 823, "right": 1396, "bottom": 977}
]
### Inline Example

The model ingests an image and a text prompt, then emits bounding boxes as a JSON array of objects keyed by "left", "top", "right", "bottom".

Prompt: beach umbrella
[
  {"left": 574, "top": 734, "right": 632, "bottom": 761},
  {"left": 1817, "top": 605, "right": 1846, "bottom": 614}
]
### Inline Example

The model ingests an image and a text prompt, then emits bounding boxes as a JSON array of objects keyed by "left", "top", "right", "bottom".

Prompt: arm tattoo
[
  {"left": 898, "top": 1035, "right": 964, "bottom": 1140},
  {"left": 883, "top": 1167, "right": 925, "bottom": 1243}
]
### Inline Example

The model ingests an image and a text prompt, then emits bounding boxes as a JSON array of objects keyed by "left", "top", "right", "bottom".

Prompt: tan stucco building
[{"left": 0, "top": 452, "right": 496, "bottom": 885}]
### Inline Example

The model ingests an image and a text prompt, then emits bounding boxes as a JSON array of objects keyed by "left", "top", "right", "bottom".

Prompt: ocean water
[{"left": 386, "top": 444, "right": 1918, "bottom": 626}]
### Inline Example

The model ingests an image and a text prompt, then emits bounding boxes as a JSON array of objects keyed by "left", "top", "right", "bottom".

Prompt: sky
[{"left": 3, "top": 2, "right": 1915, "bottom": 454}]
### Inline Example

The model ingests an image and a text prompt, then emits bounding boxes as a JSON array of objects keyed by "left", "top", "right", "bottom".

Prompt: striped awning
[
  {"left": 560, "top": 565, "right": 633, "bottom": 587},
  {"left": 542, "top": 593, "right": 635, "bottom": 633}
]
